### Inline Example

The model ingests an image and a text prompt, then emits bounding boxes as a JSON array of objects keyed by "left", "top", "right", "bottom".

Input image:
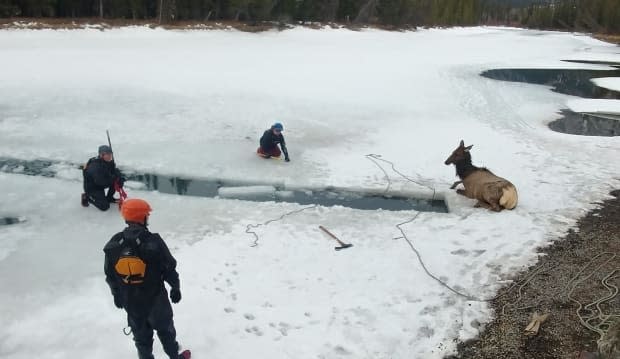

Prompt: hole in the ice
[
  {"left": 549, "top": 109, "right": 620, "bottom": 137},
  {"left": 130, "top": 174, "right": 447, "bottom": 212},
  {"left": 481, "top": 67, "right": 620, "bottom": 99},
  {"left": 0, "top": 217, "right": 24, "bottom": 226},
  {"left": 0, "top": 158, "right": 448, "bottom": 213},
  {"left": 482, "top": 63, "right": 620, "bottom": 137},
  {"left": 0, "top": 159, "right": 56, "bottom": 177}
]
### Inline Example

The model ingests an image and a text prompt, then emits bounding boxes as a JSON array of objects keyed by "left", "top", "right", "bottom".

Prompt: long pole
[
  {"left": 106, "top": 129, "right": 113, "bottom": 151},
  {"left": 106, "top": 130, "right": 127, "bottom": 207}
]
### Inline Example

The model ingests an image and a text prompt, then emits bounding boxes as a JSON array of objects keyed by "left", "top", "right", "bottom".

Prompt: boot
[{"left": 81, "top": 193, "right": 89, "bottom": 207}]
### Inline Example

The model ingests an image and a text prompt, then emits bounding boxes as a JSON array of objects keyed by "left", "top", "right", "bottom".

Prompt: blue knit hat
[{"left": 272, "top": 122, "right": 284, "bottom": 131}]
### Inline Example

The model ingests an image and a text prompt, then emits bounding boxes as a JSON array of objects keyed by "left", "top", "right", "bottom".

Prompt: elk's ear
[
  {"left": 464, "top": 145, "right": 473, "bottom": 151},
  {"left": 459, "top": 140, "right": 465, "bottom": 147}
]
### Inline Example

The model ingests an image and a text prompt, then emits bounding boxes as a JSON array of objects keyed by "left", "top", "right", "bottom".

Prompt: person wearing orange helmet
[{"left": 103, "top": 199, "right": 190, "bottom": 359}]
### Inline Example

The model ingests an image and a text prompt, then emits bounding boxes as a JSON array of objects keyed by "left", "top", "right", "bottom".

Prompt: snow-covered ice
[
  {"left": 592, "top": 77, "right": 620, "bottom": 93},
  {"left": 0, "top": 27, "right": 619, "bottom": 359},
  {"left": 567, "top": 98, "right": 620, "bottom": 115}
]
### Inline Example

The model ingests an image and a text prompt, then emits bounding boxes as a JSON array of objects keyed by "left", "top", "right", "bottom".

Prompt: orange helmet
[{"left": 121, "top": 198, "right": 152, "bottom": 223}]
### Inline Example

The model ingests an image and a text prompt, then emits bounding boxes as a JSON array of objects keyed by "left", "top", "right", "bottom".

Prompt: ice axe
[{"left": 319, "top": 225, "right": 353, "bottom": 251}]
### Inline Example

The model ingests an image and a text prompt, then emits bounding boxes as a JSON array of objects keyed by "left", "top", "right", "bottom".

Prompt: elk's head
[{"left": 444, "top": 140, "right": 473, "bottom": 165}]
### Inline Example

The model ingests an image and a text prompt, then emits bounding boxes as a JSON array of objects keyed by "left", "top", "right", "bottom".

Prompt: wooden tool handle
[{"left": 319, "top": 225, "right": 339, "bottom": 240}]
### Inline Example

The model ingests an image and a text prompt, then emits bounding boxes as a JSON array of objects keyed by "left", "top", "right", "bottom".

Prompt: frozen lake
[{"left": 0, "top": 27, "right": 619, "bottom": 359}]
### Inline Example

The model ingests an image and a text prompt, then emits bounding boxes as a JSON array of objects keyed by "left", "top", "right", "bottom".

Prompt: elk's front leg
[
  {"left": 474, "top": 200, "right": 492, "bottom": 209},
  {"left": 450, "top": 181, "right": 463, "bottom": 190}
]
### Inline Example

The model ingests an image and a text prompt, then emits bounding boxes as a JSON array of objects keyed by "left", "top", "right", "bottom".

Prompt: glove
[
  {"left": 114, "top": 169, "right": 126, "bottom": 186},
  {"left": 170, "top": 288, "right": 182, "bottom": 304},
  {"left": 113, "top": 295, "right": 123, "bottom": 309}
]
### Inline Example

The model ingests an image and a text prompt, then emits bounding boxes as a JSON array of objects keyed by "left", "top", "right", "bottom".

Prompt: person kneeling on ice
[
  {"left": 257, "top": 122, "right": 290, "bottom": 162},
  {"left": 103, "top": 198, "right": 191, "bottom": 359},
  {"left": 81, "top": 145, "right": 125, "bottom": 210}
]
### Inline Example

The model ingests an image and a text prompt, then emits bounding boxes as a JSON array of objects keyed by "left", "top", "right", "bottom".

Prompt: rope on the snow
[
  {"left": 368, "top": 154, "right": 620, "bottom": 339},
  {"left": 364, "top": 153, "right": 541, "bottom": 303},
  {"left": 365, "top": 154, "right": 437, "bottom": 197},
  {"left": 365, "top": 154, "right": 482, "bottom": 300},
  {"left": 244, "top": 153, "right": 542, "bottom": 304},
  {"left": 245, "top": 205, "right": 318, "bottom": 247}
]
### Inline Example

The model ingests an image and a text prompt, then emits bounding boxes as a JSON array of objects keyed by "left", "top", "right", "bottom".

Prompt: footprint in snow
[
  {"left": 245, "top": 326, "right": 263, "bottom": 336},
  {"left": 420, "top": 305, "right": 440, "bottom": 315},
  {"left": 405, "top": 295, "right": 421, "bottom": 304},
  {"left": 244, "top": 313, "right": 255, "bottom": 320},
  {"left": 224, "top": 307, "right": 235, "bottom": 313},
  {"left": 450, "top": 248, "right": 469, "bottom": 256},
  {"left": 333, "top": 345, "right": 351, "bottom": 355},
  {"left": 417, "top": 325, "right": 435, "bottom": 338},
  {"left": 473, "top": 249, "right": 486, "bottom": 257}
]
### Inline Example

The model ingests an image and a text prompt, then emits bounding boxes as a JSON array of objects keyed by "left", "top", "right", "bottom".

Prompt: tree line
[{"left": 0, "top": 0, "right": 618, "bottom": 33}]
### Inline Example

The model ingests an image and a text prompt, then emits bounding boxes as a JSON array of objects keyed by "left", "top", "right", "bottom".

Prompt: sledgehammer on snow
[{"left": 319, "top": 225, "right": 353, "bottom": 251}]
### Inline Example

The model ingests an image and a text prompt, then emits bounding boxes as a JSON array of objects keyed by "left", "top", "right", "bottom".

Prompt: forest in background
[{"left": 0, "top": 0, "right": 619, "bottom": 33}]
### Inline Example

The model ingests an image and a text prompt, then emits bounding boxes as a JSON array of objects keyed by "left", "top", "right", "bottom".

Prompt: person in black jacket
[
  {"left": 257, "top": 122, "right": 290, "bottom": 162},
  {"left": 104, "top": 199, "right": 190, "bottom": 359},
  {"left": 82, "top": 145, "right": 124, "bottom": 210}
]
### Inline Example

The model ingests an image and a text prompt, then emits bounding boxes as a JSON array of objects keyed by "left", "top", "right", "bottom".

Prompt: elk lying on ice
[{"left": 444, "top": 140, "right": 518, "bottom": 212}]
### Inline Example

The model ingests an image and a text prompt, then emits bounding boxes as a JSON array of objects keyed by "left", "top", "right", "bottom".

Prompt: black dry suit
[
  {"left": 83, "top": 157, "right": 123, "bottom": 211},
  {"left": 260, "top": 130, "right": 289, "bottom": 160},
  {"left": 104, "top": 223, "right": 181, "bottom": 359}
]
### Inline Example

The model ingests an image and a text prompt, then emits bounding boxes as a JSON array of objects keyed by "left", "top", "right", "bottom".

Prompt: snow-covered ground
[{"left": 0, "top": 27, "right": 619, "bottom": 359}]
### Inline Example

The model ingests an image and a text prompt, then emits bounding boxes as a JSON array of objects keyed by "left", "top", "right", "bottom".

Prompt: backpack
[{"left": 113, "top": 235, "right": 147, "bottom": 285}]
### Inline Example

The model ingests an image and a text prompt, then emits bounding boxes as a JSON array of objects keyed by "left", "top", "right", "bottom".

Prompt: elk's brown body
[{"left": 445, "top": 140, "right": 518, "bottom": 212}]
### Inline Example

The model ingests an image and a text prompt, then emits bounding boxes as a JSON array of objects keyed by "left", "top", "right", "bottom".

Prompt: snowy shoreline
[{"left": 2, "top": 19, "right": 620, "bottom": 44}]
